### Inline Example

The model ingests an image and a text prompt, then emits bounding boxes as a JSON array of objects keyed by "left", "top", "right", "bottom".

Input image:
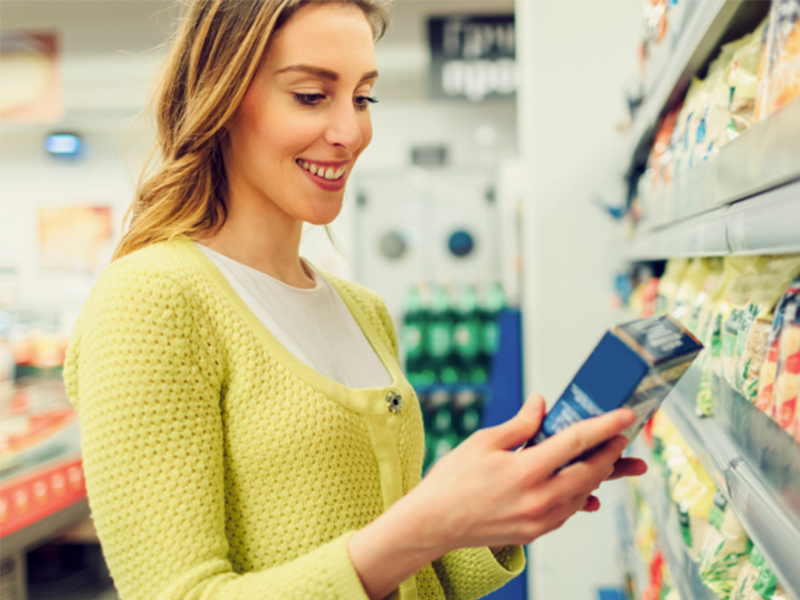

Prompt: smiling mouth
[{"left": 296, "top": 159, "right": 346, "bottom": 181}]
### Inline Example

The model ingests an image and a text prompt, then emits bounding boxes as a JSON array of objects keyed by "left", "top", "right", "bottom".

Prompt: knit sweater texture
[{"left": 63, "top": 235, "right": 524, "bottom": 600}]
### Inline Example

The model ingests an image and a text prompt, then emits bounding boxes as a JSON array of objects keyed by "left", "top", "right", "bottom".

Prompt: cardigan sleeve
[
  {"left": 63, "top": 262, "right": 370, "bottom": 600},
  {"left": 371, "top": 299, "right": 526, "bottom": 599}
]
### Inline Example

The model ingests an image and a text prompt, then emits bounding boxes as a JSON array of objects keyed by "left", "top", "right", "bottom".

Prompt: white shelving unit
[
  {"left": 611, "top": 1, "right": 800, "bottom": 599},
  {"left": 660, "top": 367, "right": 800, "bottom": 600}
]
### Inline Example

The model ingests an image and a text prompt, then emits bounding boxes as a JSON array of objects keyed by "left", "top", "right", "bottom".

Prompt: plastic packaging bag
[
  {"left": 731, "top": 544, "right": 791, "bottom": 600},
  {"left": 774, "top": 301, "right": 800, "bottom": 438},
  {"left": 727, "top": 19, "right": 768, "bottom": 138},
  {"left": 673, "top": 258, "right": 715, "bottom": 327},
  {"left": 698, "top": 490, "right": 752, "bottom": 599},
  {"left": 657, "top": 258, "right": 690, "bottom": 315},
  {"left": 734, "top": 256, "right": 800, "bottom": 400},
  {"left": 756, "top": 277, "right": 800, "bottom": 418},
  {"left": 757, "top": 0, "right": 800, "bottom": 121}
]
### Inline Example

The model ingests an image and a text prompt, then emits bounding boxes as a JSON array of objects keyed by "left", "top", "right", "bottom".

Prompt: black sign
[{"left": 428, "top": 14, "right": 516, "bottom": 102}]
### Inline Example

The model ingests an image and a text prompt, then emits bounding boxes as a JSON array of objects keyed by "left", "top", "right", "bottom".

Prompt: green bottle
[
  {"left": 453, "top": 285, "right": 487, "bottom": 384},
  {"left": 480, "top": 283, "right": 506, "bottom": 377},
  {"left": 401, "top": 286, "right": 427, "bottom": 386},
  {"left": 428, "top": 285, "right": 458, "bottom": 384},
  {"left": 453, "top": 389, "right": 483, "bottom": 439}
]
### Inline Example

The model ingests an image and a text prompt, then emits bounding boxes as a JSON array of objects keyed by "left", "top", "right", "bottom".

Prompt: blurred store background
[{"left": 2, "top": 1, "right": 800, "bottom": 599}]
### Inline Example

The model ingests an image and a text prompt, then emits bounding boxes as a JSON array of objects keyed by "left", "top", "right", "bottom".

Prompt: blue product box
[{"left": 525, "top": 315, "right": 703, "bottom": 450}]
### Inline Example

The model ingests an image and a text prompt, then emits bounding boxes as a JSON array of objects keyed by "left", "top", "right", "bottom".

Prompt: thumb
[{"left": 488, "top": 394, "right": 546, "bottom": 450}]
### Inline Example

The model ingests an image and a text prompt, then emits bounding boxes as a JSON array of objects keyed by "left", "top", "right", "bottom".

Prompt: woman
[{"left": 64, "top": 1, "right": 646, "bottom": 599}]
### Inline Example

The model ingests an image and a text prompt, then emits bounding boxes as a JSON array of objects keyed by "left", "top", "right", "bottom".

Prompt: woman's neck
[{"left": 195, "top": 201, "right": 315, "bottom": 290}]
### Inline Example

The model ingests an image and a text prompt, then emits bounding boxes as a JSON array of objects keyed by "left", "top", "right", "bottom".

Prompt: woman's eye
[
  {"left": 355, "top": 96, "right": 378, "bottom": 111},
  {"left": 293, "top": 93, "right": 326, "bottom": 107}
]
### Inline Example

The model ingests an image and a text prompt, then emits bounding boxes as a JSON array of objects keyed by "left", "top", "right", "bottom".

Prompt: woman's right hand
[
  {"left": 399, "top": 394, "right": 639, "bottom": 552},
  {"left": 349, "top": 394, "right": 643, "bottom": 599}
]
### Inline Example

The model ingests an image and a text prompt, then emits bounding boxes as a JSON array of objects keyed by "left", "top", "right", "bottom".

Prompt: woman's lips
[{"left": 296, "top": 159, "right": 346, "bottom": 192}]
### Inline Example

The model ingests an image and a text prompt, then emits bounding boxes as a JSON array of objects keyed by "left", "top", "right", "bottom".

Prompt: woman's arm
[{"left": 348, "top": 396, "right": 642, "bottom": 600}]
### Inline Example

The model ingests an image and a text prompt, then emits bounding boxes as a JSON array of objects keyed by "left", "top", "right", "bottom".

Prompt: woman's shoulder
[{"left": 86, "top": 236, "right": 208, "bottom": 314}]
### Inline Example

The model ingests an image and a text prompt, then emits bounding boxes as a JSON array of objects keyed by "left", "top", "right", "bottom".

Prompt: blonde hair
[{"left": 114, "top": 0, "right": 390, "bottom": 260}]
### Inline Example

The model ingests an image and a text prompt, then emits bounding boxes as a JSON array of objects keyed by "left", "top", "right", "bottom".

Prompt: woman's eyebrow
[{"left": 274, "top": 64, "right": 379, "bottom": 83}]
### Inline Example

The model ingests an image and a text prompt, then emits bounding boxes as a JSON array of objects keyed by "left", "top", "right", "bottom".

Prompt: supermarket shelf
[
  {"left": 624, "top": 178, "right": 800, "bottom": 260},
  {"left": 639, "top": 100, "right": 800, "bottom": 231},
  {"left": 661, "top": 366, "right": 800, "bottom": 600},
  {"left": 635, "top": 439, "right": 718, "bottom": 600},
  {"left": 624, "top": 0, "right": 757, "bottom": 166}
]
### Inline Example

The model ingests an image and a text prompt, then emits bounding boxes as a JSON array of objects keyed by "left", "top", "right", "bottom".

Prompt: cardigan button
[{"left": 385, "top": 390, "right": 403, "bottom": 414}]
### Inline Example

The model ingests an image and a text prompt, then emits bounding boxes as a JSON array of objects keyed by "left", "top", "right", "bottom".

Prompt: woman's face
[{"left": 223, "top": 2, "right": 377, "bottom": 226}]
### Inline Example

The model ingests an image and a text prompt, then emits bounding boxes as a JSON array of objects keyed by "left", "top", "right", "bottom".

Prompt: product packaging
[
  {"left": 698, "top": 490, "right": 752, "bottom": 599},
  {"left": 731, "top": 544, "right": 790, "bottom": 600},
  {"left": 727, "top": 19, "right": 768, "bottom": 138},
  {"left": 525, "top": 315, "right": 703, "bottom": 453},
  {"left": 756, "top": 0, "right": 800, "bottom": 121},
  {"left": 756, "top": 277, "right": 800, "bottom": 419},
  {"left": 734, "top": 257, "right": 800, "bottom": 401},
  {"left": 774, "top": 300, "right": 800, "bottom": 439}
]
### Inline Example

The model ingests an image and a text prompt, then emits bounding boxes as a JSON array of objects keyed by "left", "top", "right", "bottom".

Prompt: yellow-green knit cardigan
[{"left": 63, "top": 235, "right": 524, "bottom": 600}]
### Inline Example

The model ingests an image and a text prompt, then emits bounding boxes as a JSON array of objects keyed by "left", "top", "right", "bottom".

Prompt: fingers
[
  {"left": 580, "top": 495, "right": 600, "bottom": 512},
  {"left": 526, "top": 408, "right": 635, "bottom": 475},
  {"left": 546, "top": 435, "right": 628, "bottom": 499},
  {"left": 486, "top": 394, "right": 546, "bottom": 450},
  {"left": 605, "top": 457, "right": 647, "bottom": 480}
]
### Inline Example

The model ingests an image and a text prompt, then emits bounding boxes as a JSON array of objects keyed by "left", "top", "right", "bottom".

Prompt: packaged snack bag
[
  {"left": 673, "top": 454, "right": 716, "bottom": 560},
  {"left": 694, "top": 40, "right": 740, "bottom": 163},
  {"left": 698, "top": 490, "right": 752, "bottom": 599},
  {"left": 720, "top": 257, "right": 767, "bottom": 386},
  {"left": 762, "top": 0, "right": 800, "bottom": 119},
  {"left": 689, "top": 257, "right": 725, "bottom": 337},
  {"left": 754, "top": 9, "right": 776, "bottom": 123},
  {"left": 697, "top": 258, "right": 743, "bottom": 415},
  {"left": 735, "top": 257, "right": 800, "bottom": 399},
  {"left": 755, "top": 277, "right": 800, "bottom": 417},
  {"left": 673, "top": 258, "right": 717, "bottom": 328},
  {"left": 774, "top": 301, "right": 800, "bottom": 438},
  {"left": 727, "top": 19, "right": 769, "bottom": 138},
  {"left": 732, "top": 544, "right": 791, "bottom": 600},
  {"left": 656, "top": 258, "right": 690, "bottom": 315},
  {"left": 651, "top": 411, "right": 716, "bottom": 560},
  {"left": 671, "top": 77, "right": 703, "bottom": 186}
]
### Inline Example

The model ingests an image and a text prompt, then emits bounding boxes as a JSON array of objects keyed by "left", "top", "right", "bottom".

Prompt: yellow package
[
  {"left": 720, "top": 257, "right": 767, "bottom": 386},
  {"left": 698, "top": 490, "right": 752, "bottom": 599},
  {"left": 673, "top": 258, "right": 715, "bottom": 327},
  {"left": 657, "top": 258, "right": 691, "bottom": 315},
  {"left": 652, "top": 413, "right": 715, "bottom": 560},
  {"left": 727, "top": 19, "right": 768, "bottom": 138},
  {"left": 689, "top": 257, "right": 725, "bottom": 337},
  {"left": 697, "top": 257, "right": 762, "bottom": 414}
]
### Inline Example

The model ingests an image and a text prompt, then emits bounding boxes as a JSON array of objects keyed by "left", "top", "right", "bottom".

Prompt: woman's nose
[{"left": 324, "top": 102, "right": 364, "bottom": 150}]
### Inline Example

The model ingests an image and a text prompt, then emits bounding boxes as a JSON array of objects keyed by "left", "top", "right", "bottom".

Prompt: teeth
[{"left": 298, "top": 159, "right": 345, "bottom": 181}]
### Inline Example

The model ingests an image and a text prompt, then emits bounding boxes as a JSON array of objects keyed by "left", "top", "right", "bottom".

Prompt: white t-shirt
[{"left": 196, "top": 243, "right": 393, "bottom": 389}]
